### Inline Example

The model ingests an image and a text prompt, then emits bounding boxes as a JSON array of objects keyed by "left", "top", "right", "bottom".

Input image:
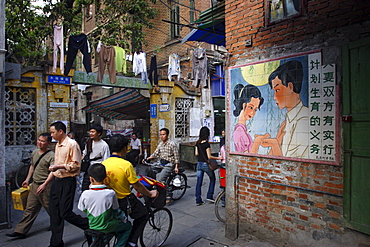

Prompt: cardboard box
[{"left": 12, "top": 187, "right": 30, "bottom": 210}]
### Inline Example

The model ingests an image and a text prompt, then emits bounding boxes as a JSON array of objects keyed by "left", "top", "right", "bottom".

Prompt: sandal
[{"left": 166, "top": 196, "right": 172, "bottom": 204}]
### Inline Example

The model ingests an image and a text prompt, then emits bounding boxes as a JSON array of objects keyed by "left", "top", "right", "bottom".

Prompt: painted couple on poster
[{"left": 229, "top": 52, "right": 337, "bottom": 162}]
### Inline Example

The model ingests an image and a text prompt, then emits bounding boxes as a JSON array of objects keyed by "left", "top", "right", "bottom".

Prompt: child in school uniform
[{"left": 78, "top": 163, "right": 132, "bottom": 247}]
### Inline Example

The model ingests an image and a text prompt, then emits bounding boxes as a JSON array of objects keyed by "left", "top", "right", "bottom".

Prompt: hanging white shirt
[
  {"left": 168, "top": 53, "right": 181, "bottom": 81},
  {"left": 133, "top": 52, "right": 147, "bottom": 75}
]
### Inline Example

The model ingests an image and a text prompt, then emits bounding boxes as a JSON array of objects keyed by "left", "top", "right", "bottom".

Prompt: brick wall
[
  {"left": 224, "top": 0, "right": 370, "bottom": 245},
  {"left": 225, "top": 0, "right": 370, "bottom": 63},
  {"left": 232, "top": 156, "right": 343, "bottom": 235}
]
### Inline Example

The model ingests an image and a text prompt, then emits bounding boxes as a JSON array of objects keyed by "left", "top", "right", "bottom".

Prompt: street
[{"left": 0, "top": 167, "right": 275, "bottom": 247}]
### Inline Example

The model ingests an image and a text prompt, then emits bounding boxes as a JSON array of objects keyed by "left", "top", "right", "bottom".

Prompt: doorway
[{"left": 342, "top": 37, "right": 370, "bottom": 235}]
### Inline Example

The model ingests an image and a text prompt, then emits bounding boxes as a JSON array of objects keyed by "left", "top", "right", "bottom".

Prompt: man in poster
[{"left": 258, "top": 60, "right": 309, "bottom": 158}]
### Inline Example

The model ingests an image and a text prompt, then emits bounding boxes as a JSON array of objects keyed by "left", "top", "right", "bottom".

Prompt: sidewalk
[{"left": 0, "top": 167, "right": 275, "bottom": 247}]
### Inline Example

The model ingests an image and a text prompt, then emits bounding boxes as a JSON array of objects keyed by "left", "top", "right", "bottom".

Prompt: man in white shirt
[
  {"left": 257, "top": 60, "right": 309, "bottom": 159},
  {"left": 81, "top": 124, "right": 110, "bottom": 191},
  {"left": 126, "top": 133, "right": 142, "bottom": 166}
]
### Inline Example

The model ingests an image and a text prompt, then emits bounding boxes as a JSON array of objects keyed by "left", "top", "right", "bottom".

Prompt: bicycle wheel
[
  {"left": 140, "top": 208, "right": 173, "bottom": 247},
  {"left": 215, "top": 190, "right": 226, "bottom": 223},
  {"left": 168, "top": 173, "right": 187, "bottom": 200},
  {"left": 15, "top": 165, "right": 30, "bottom": 188},
  {"left": 104, "top": 233, "right": 117, "bottom": 247}
]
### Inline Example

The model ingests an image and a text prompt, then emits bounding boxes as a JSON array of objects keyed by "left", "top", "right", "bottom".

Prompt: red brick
[
  {"left": 285, "top": 227, "right": 294, "bottom": 232},
  {"left": 299, "top": 194, "right": 308, "bottom": 199},
  {"left": 329, "top": 200, "right": 339, "bottom": 206},
  {"left": 271, "top": 184, "right": 286, "bottom": 190},
  {"left": 247, "top": 179, "right": 261, "bottom": 185},
  {"left": 297, "top": 225, "right": 305, "bottom": 231},
  {"left": 324, "top": 182, "right": 343, "bottom": 189},
  {"left": 329, "top": 211, "right": 340, "bottom": 219},
  {"left": 329, "top": 223, "right": 340, "bottom": 230},
  {"left": 248, "top": 170, "right": 261, "bottom": 176},
  {"left": 328, "top": 188, "right": 341, "bottom": 195},
  {"left": 312, "top": 213, "right": 322, "bottom": 220},
  {"left": 312, "top": 224, "right": 322, "bottom": 229},
  {"left": 300, "top": 215, "right": 309, "bottom": 221},
  {"left": 284, "top": 217, "right": 292, "bottom": 222},
  {"left": 285, "top": 206, "right": 294, "bottom": 212},
  {"left": 315, "top": 203, "right": 326, "bottom": 209},
  {"left": 273, "top": 228, "right": 281, "bottom": 233},
  {"left": 287, "top": 197, "right": 295, "bottom": 202}
]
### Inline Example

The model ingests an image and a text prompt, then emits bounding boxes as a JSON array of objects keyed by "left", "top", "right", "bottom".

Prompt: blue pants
[{"left": 195, "top": 162, "right": 216, "bottom": 204}]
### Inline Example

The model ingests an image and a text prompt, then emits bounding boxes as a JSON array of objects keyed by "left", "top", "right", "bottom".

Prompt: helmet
[{"left": 173, "top": 177, "right": 181, "bottom": 187}]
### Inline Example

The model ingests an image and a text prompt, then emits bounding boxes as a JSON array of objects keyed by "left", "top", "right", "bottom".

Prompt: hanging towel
[{"left": 114, "top": 46, "right": 127, "bottom": 74}]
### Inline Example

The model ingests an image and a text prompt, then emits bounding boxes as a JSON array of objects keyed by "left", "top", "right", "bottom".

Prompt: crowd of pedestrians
[{"left": 6, "top": 122, "right": 223, "bottom": 247}]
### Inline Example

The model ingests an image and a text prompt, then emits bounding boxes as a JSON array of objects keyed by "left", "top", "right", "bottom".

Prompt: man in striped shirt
[{"left": 146, "top": 128, "right": 179, "bottom": 188}]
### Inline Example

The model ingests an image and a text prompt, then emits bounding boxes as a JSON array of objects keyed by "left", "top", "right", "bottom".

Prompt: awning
[
  {"left": 181, "top": 20, "right": 225, "bottom": 46},
  {"left": 83, "top": 89, "right": 150, "bottom": 120},
  {"left": 182, "top": 2, "right": 225, "bottom": 46}
]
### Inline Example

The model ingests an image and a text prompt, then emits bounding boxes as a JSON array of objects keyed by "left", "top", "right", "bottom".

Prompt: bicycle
[
  {"left": 214, "top": 164, "right": 226, "bottom": 223},
  {"left": 142, "top": 160, "right": 188, "bottom": 201},
  {"left": 15, "top": 150, "right": 33, "bottom": 188},
  {"left": 166, "top": 168, "right": 187, "bottom": 200},
  {"left": 82, "top": 229, "right": 117, "bottom": 247},
  {"left": 139, "top": 187, "right": 173, "bottom": 247}
]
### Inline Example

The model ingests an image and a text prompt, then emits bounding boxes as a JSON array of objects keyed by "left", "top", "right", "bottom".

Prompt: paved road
[{"left": 0, "top": 167, "right": 275, "bottom": 247}]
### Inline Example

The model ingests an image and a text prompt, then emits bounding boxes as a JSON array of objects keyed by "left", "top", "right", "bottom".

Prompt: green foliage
[
  {"left": 5, "top": 0, "right": 156, "bottom": 67},
  {"left": 5, "top": 0, "right": 82, "bottom": 67},
  {"left": 92, "top": 0, "right": 157, "bottom": 51}
]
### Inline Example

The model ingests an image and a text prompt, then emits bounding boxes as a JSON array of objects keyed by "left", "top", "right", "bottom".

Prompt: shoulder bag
[{"left": 198, "top": 143, "right": 219, "bottom": 171}]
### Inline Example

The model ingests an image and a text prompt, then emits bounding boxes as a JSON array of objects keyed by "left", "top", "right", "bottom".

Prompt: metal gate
[{"left": 5, "top": 86, "right": 36, "bottom": 146}]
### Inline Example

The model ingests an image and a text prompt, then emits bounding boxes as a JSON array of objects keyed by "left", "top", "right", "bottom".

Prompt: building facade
[{"left": 78, "top": 0, "right": 227, "bottom": 153}]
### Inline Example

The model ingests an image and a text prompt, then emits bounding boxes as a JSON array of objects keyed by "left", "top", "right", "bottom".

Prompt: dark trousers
[
  {"left": 49, "top": 177, "right": 89, "bottom": 247},
  {"left": 81, "top": 172, "right": 90, "bottom": 192},
  {"left": 118, "top": 194, "right": 148, "bottom": 245},
  {"left": 148, "top": 55, "right": 158, "bottom": 85},
  {"left": 64, "top": 33, "right": 92, "bottom": 75}
]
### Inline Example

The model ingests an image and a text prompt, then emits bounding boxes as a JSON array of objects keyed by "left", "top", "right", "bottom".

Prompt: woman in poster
[{"left": 233, "top": 84, "right": 267, "bottom": 153}]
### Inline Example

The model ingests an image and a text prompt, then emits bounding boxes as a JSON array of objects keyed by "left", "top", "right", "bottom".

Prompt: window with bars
[
  {"left": 5, "top": 87, "right": 36, "bottom": 146},
  {"left": 266, "top": 0, "right": 303, "bottom": 24},
  {"left": 189, "top": 0, "right": 195, "bottom": 23},
  {"left": 175, "top": 98, "right": 193, "bottom": 138},
  {"left": 171, "top": 5, "right": 180, "bottom": 39}
]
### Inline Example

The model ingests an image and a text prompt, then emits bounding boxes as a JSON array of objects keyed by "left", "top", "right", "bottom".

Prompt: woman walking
[{"left": 195, "top": 127, "right": 222, "bottom": 206}]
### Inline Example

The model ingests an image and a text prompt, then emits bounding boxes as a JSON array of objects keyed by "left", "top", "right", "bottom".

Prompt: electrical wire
[
  {"left": 168, "top": 0, "right": 201, "bottom": 12},
  {"left": 159, "top": 0, "right": 192, "bottom": 25}
]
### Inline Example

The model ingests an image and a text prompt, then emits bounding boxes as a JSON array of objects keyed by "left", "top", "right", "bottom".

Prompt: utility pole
[{"left": 0, "top": 0, "right": 8, "bottom": 229}]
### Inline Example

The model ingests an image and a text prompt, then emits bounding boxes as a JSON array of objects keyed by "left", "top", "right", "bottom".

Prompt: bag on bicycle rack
[
  {"left": 149, "top": 186, "right": 166, "bottom": 209},
  {"left": 138, "top": 175, "right": 166, "bottom": 209}
]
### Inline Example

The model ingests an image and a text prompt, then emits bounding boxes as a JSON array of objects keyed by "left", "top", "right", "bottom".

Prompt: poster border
[{"left": 226, "top": 50, "right": 340, "bottom": 165}]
